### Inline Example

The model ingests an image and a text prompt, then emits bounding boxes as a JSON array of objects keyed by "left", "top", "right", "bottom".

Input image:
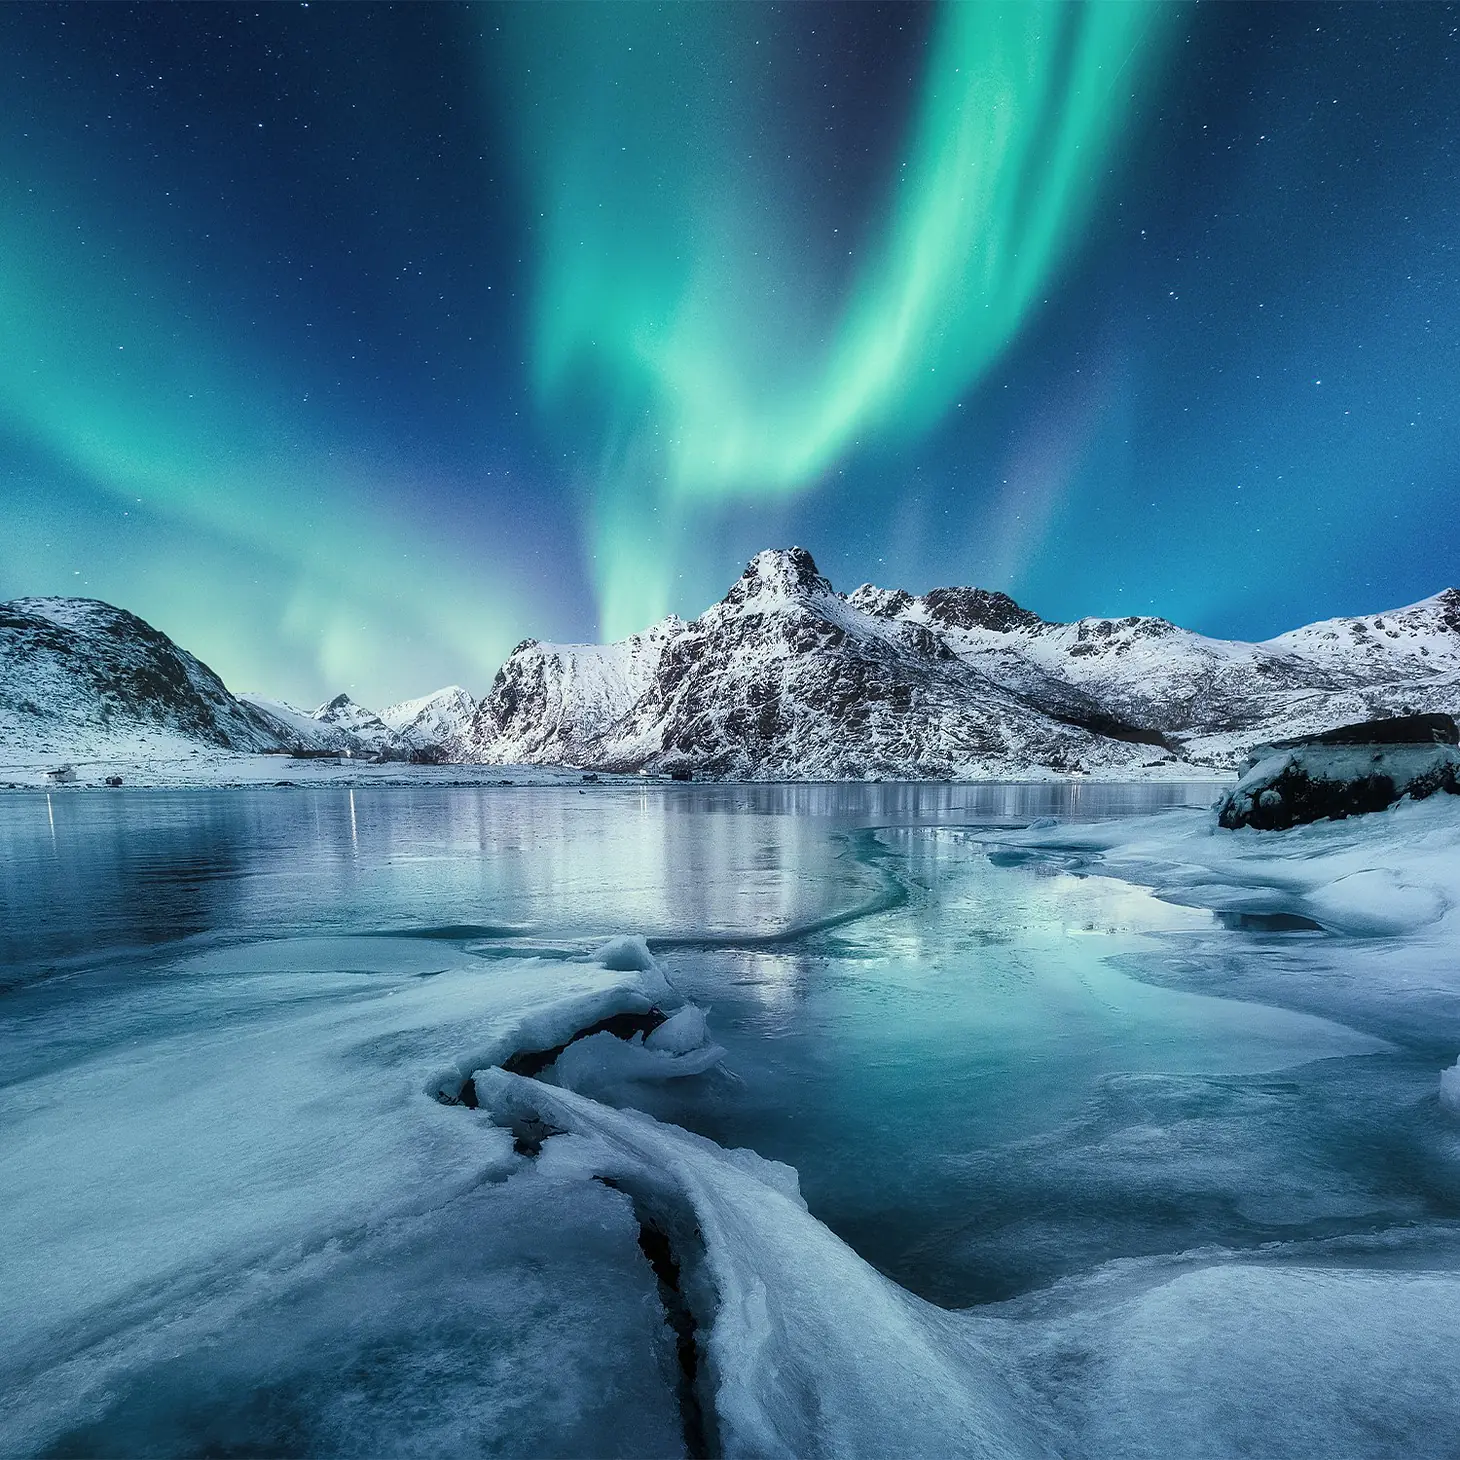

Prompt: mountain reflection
[{"left": 0, "top": 781, "right": 1213, "bottom": 991}]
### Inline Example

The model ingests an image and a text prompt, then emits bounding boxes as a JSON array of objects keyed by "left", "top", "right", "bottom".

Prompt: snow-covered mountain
[
  {"left": 466, "top": 550, "right": 1460, "bottom": 778},
  {"left": 466, "top": 620, "right": 683, "bottom": 767},
  {"left": 237, "top": 693, "right": 410, "bottom": 759},
  {"left": 5, "top": 565, "right": 1457, "bottom": 780},
  {"left": 468, "top": 550, "right": 1177, "bottom": 778},
  {"left": 378, "top": 686, "right": 478, "bottom": 761},
  {"left": 862, "top": 582, "right": 1460, "bottom": 766},
  {"left": 0, "top": 597, "right": 283, "bottom": 758},
  {"left": 236, "top": 694, "right": 348, "bottom": 754},
  {"left": 0, "top": 597, "right": 427, "bottom": 766},
  {"left": 311, "top": 694, "right": 410, "bottom": 758}
]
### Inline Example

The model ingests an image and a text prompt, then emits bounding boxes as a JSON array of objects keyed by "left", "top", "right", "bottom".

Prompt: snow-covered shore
[
  {"left": 0, "top": 746, "right": 645, "bottom": 790},
  {"left": 0, "top": 746, "right": 1233, "bottom": 791},
  {"left": 978, "top": 790, "right": 1460, "bottom": 940}
]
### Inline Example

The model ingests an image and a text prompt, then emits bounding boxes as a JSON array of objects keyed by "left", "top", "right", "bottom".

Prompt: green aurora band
[
  {"left": 509, "top": 1, "right": 1180, "bottom": 639},
  {"left": 0, "top": 165, "right": 523, "bottom": 704}
]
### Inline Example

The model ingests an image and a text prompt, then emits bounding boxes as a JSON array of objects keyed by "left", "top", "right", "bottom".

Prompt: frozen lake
[{"left": 3, "top": 783, "right": 1459, "bottom": 1458}]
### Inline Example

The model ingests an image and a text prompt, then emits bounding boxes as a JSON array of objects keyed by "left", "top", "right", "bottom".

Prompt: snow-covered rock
[
  {"left": 1216, "top": 716, "right": 1460, "bottom": 830},
  {"left": 888, "top": 588, "right": 1460, "bottom": 768},
  {"left": 468, "top": 617, "right": 685, "bottom": 767}
]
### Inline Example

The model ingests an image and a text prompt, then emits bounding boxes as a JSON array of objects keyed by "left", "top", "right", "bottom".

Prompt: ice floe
[{"left": 983, "top": 791, "right": 1460, "bottom": 941}]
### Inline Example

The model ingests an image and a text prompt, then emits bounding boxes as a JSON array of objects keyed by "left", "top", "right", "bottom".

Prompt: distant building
[{"left": 45, "top": 765, "right": 77, "bottom": 784}]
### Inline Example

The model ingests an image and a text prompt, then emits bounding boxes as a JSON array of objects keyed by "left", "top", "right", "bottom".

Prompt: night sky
[{"left": 2, "top": 2, "right": 1457, "bottom": 708}]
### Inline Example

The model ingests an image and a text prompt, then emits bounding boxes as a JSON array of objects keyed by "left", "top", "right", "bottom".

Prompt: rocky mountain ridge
[
  {"left": 464, "top": 550, "right": 1460, "bottom": 777},
  {"left": 4, "top": 557, "right": 1458, "bottom": 779}
]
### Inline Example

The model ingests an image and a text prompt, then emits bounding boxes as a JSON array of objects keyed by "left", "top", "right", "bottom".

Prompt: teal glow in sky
[
  {"left": 0, "top": 167, "right": 523, "bottom": 701},
  {"left": 1, "top": 2, "right": 1457, "bottom": 703},
  {"left": 509, "top": 2, "right": 1176, "bottom": 636}
]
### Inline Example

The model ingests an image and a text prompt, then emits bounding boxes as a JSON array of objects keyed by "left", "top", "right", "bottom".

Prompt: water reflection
[
  {"left": 0, "top": 782, "right": 1217, "bottom": 990},
  {"left": 0, "top": 793, "right": 251, "bottom": 987}
]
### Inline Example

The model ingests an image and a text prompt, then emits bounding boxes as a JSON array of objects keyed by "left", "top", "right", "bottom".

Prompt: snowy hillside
[
  {"left": 240, "top": 693, "right": 425, "bottom": 759},
  {"left": 235, "top": 695, "right": 341, "bottom": 753},
  {"left": 1263, "top": 588, "right": 1460, "bottom": 678},
  {"left": 0, "top": 597, "right": 283, "bottom": 758}
]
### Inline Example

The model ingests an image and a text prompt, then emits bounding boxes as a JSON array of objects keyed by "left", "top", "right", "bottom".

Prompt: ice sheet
[
  {"left": 0, "top": 936, "right": 683, "bottom": 1455},
  {"left": 476, "top": 1070, "right": 1460, "bottom": 1460},
  {"left": 475, "top": 1068, "right": 1061, "bottom": 1460},
  {"left": 1005, "top": 1251, "right": 1460, "bottom": 1460},
  {"left": 984, "top": 794, "right": 1460, "bottom": 940}
]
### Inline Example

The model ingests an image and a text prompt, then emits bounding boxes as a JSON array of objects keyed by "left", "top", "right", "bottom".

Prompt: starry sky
[{"left": 1, "top": 2, "right": 1457, "bottom": 708}]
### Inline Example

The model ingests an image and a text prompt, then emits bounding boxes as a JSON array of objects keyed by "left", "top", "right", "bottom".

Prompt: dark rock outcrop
[
  {"left": 918, "top": 586, "right": 1046, "bottom": 635},
  {"left": 1218, "top": 715, "right": 1460, "bottom": 830}
]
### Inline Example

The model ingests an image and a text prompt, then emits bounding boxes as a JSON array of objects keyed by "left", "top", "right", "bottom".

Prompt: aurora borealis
[
  {"left": 505, "top": 2, "right": 1175, "bottom": 634},
  {"left": 2, "top": 2, "right": 1458, "bottom": 705}
]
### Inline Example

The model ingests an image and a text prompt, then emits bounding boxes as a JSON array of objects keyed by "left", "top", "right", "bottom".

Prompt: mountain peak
[
  {"left": 919, "top": 586, "right": 1046, "bottom": 634},
  {"left": 724, "top": 547, "right": 832, "bottom": 607},
  {"left": 1431, "top": 587, "right": 1460, "bottom": 627}
]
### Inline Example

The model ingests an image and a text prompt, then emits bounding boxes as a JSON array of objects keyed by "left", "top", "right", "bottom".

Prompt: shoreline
[{"left": 0, "top": 755, "right": 1236, "bottom": 792}]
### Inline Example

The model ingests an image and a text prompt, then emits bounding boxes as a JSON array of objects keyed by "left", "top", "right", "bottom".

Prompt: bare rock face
[
  {"left": 917, "top": 587, "right": 1045, "bottom": 635},
  {"left": 1217, "top": 715, "right": 1460, "bottom": 830}
]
